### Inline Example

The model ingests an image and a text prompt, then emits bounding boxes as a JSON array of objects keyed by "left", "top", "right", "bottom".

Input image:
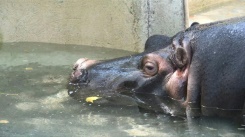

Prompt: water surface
[{"left": 0, "top": 43, "right": 244, "bottom": 137}]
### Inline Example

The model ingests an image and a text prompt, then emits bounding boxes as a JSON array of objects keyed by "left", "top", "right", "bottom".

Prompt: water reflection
[{"left": 0, "top": 43, "right": 243, "bottom": 137}]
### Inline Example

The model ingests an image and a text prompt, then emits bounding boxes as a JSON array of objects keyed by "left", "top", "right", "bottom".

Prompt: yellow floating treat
[
  {"left": 25, "top": 67, "right": 33, "bottom": 71},
  {"left": 0, "top": 120, "right": 9, "bottom": 124},
  {"left": 85, "top": 96, "right": 101, "bottom": 103}
]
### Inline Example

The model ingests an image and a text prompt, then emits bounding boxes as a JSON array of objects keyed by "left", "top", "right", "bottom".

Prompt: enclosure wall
[{"left": 0, "top": 0, "right": 187, "bottom": 52}]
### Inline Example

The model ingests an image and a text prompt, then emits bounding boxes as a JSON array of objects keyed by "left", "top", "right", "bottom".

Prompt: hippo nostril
[
  {"left": 73, "top": 64, "right": 78, "bottom": 71},
  {"left": 118, "top": 81, "right": 138, "bottom": 91},
  {"left": 79, "top": 69, "right": 89, "bottom": 83}
]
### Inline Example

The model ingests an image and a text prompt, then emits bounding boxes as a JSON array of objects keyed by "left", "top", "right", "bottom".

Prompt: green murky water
[{"left": 0, "top": 42, "right": 244, "bottom": 137}]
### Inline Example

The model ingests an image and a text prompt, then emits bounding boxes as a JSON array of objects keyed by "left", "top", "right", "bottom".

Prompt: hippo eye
[{"left": 143, "top": 61, "right": 158, "bottom": 76}]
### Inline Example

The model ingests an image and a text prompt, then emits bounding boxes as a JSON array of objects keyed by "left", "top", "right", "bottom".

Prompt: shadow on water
[{"left": 0, "top": 42, "right": 244, "bottom": 137}]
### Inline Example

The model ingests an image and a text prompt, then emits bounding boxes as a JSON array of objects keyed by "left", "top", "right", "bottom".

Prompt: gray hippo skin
[{"left": 68, "top": 17, "right": 245, "bottom": 125}]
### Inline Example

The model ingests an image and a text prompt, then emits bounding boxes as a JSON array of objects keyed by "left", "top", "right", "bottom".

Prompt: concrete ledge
[{"left": 188, "top": 0, "right": 233, "bottom": 15}]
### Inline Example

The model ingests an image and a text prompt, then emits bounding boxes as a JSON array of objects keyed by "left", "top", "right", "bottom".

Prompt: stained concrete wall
[{"left": 0, "top": 0, "right": 187, "bottom": 52}]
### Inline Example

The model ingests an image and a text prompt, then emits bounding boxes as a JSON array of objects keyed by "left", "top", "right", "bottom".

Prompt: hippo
[{"left": 67, "top": 17, "right": 245, "bottom": 125}]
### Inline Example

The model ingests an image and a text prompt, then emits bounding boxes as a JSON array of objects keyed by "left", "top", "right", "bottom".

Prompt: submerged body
[{"left": 68, "top": 17, "right": 245, "bottom": 125}]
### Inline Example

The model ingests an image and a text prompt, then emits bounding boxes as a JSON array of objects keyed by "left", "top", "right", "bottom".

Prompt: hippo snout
[
  {"left": 68, "top": 58, "right": 101, "bottom": 98},
  {"left": 72, "top": 58, "right": 98, "bottom": 71},
  {"left": 67, "top": 54, "right": 144, "bottom": 101},
  {"left": 70, "top": 58, "right": 99, "bottom": 83},
  {"left": 70, "top": 69, "right": 88, "bottom": 84}
]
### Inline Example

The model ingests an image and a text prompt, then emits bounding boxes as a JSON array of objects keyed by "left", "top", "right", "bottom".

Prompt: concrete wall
[{"left": 0, "top": 0, "right": 186, "bottom": 52}]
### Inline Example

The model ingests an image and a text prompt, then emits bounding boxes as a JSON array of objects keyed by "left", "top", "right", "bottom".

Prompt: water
[{"left": 0, "top": 42, "right": 244, "bottom": 137}]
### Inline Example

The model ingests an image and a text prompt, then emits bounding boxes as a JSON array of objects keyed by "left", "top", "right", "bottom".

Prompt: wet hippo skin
[{"left": 68, "top": 17, "right": 245, "bottom": 126}]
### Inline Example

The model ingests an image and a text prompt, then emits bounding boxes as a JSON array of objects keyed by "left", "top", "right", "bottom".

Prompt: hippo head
[{"left": 67, "top": 35, "right": 190, "bottom": 116}]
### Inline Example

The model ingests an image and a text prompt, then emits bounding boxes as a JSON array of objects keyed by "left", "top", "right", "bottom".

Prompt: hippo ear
[
  {"left": 144, "top": 35, "right": 171, "bottom": 51},
  {"left": 172, "top": 47, "right": 188, "bottom": 68},
  {"left": 190, "top": 22, "right": 199, "bottom": 27}
]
